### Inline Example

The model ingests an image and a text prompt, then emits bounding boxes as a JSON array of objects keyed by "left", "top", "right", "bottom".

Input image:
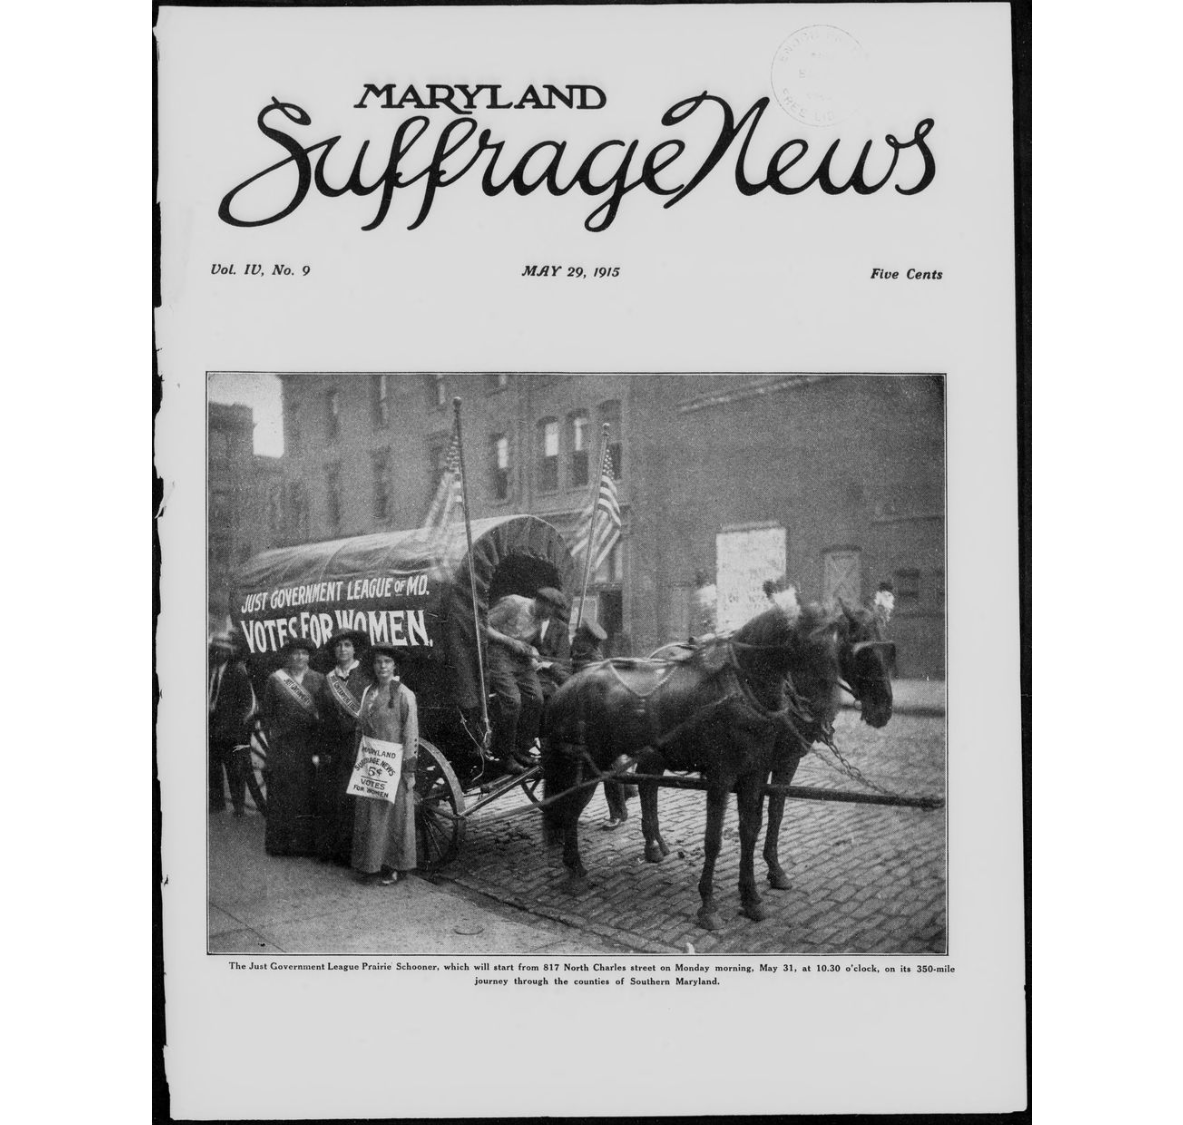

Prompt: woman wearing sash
[
  {"left": 260, "top": 636, "right": 326, "bottom": 856},
  {"left": 352, "top": 643, "right": 418, "bottom": 885},
  {"left": 315, "top": 630, "right": 371, "bottom": 864}
]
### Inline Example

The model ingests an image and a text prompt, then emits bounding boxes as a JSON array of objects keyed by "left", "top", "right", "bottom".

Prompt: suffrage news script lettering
[{"left": 218, "top": 94, "right": 937, "bottom": 233}]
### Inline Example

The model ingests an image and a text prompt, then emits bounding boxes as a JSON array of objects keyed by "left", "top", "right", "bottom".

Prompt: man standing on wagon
[
  {"left": 533, "top": 588, "right": 572, "bottom": 702},
  {"left": 484, "top": 587, "right": 565, "bottom": 774}
]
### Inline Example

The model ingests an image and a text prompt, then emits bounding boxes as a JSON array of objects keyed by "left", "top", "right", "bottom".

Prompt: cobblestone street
[{"left": 442, "top": 705, "right": 947, "bottom": 956}]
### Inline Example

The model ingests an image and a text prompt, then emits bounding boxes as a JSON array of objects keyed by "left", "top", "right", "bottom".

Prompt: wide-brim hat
[
  {"left": 279, "top": 635, "right": 317, "bottom": 657},
  {"left": 326, "top": 629, "right": 368, "bottom": 651},
  {"left": 369, "top": 642, "right": 403, "bottom": 662},
  {"left": 535, "top": 586, "right": 568, "bottom": 611},
  {"left": 577, "top": 619, "right": 607, "bottom": 642}
]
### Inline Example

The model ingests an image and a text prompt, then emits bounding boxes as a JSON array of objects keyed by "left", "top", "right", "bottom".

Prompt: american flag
[
  {"left": 571, "top": 444, "right": 621, "bottom": 571},
  {"left": 421, "top": 425, "right": 465, "bottom": 565}
]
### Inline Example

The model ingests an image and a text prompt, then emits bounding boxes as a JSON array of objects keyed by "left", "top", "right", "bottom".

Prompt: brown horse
[
  {"left": 541, "top": 598, "right": 894, "bottom": 929},
  {"left": 759, "top": 599, "right": 894, "bottom": 891}
]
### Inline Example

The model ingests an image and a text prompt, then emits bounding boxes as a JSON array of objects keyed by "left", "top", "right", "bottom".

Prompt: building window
[
  {"left": 326, "top": 463, "right": 343, "bottom": 532},
  {"left": 372, "top": 451, "right": 391, "bottom": 520},
  {"left": 537, "top": 418, "right": 559, "bottom": 492},
  {"left": 486, "top": 373, "right": 509, "bottom": 392},
  {"left": 372, "top": 374, "right": 390, "bottom": 429},
  {"left": 823, "top": 548, "right": 862, "bottom": 605},
  {"left": 894, "top": 568, "right": 921, "bottom": 608},
  {"left": 599, "top": 399, "right": 623, "bottom": 479},
  {"left": 427, "top": 374, "right": 447, "bottom": 410},
  {"left": 569, "top": 410, "right": 590, "bottom": 487},
  {"left": 326, "top": 389, "right": 341, "bottom": 441},
  {"left": 490, "top": 434, "right": 511, "bottom": 501},
  {"left": 591, "top": 540, "right": 622, "bottom": 584}
]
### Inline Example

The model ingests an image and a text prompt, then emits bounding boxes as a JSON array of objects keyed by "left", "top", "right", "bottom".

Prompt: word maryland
[
  {"left": 236, "top": 575, "right": 433, "bottom": 655},
  {"left": 218, "top": 84, "right": 937, "bottom": 233}
]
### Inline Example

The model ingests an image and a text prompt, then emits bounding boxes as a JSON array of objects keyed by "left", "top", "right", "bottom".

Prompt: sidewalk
[
  {"left": 207, "top": 812, "right": 636, "bottom": 956},
  {"left": 842, "top": 678, "right": 945, "bottom": 717}
]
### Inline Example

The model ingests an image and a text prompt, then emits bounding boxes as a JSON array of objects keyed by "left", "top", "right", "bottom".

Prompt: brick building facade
[
  {"left": 247, "top": 373, "right": 944, "bottom": 678},
  {"left": 207, "top": 402, "right": 283, "bottom": 626}
]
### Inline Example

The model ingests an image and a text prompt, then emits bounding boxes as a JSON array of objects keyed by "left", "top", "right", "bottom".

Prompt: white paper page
[{"left": 156, "top": 3, "right": 1026, "bottom": 1116}]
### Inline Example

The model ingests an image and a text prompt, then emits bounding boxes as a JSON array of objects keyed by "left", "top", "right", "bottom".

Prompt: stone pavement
[
  {"left": 208, "top": 813, "right": 639, "bottom": 956},
  {"left": 209, "top": 690, "right": 945, "bottom": 958},
  {"left": 445, "top": 707, "right": 947, "bottom": 956}
]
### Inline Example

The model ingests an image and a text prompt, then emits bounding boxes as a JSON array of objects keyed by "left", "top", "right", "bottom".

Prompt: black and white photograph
[
  {"left": 208, "top": 371, "right": 946, "bottom": 957},
  {"left": 156, "top": 1, "right": 1027, "bottom": 1116}
]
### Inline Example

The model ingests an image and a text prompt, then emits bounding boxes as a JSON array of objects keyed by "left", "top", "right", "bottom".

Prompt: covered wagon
[{"left": 232, "top": 514, "right": 576, "bottom": 867}]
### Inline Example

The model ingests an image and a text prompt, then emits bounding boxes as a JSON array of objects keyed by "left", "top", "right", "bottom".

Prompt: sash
[
  {"left": 273, "top": 670, "right": 319, "bottom": 718},
  {"left": 327, "top": 673, "right": 362, "bottom": 720}
]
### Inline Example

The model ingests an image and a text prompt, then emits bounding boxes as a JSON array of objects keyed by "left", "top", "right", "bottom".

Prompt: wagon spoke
[{"left": 413, "top": 739, "right": 465, "bottom": 871}]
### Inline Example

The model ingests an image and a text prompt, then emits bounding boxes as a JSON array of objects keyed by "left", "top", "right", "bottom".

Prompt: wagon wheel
[
  {"left": 518, "top": 768, "right": 544, "bottom": 806},
  {"left": 415, "top": 739, "right": 466, "bottom": 871}
]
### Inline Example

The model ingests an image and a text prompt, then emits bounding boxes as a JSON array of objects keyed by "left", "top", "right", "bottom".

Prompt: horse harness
[{"left": 595, "top": 640, "right": 815, "bottom": 755}]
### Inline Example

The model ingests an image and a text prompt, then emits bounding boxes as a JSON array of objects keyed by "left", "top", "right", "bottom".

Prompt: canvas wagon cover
[{"left": 232, "top": 514, "right": 575, "bottom": 709}]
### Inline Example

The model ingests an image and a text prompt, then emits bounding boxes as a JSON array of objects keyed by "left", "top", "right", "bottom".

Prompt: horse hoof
[
  {"left": 644, "top": 843, "right": 666, "bottom": 864},
  {"left": 742, "top": 901, "right": 769, "bottom": 922},
  {"left": 766, "top": 868, "right": 792, "bottom": 891},
  {"left": 659, "top": 840, "right": 671, "bottom": 857},
  {"left": 696, "top": 909, "right": 722, "bottom": 932}
]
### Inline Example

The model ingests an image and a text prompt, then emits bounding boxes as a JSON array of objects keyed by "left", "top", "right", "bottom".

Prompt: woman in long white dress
[{"left": 351, "top": 643, "right": 418, "bottom": 885}]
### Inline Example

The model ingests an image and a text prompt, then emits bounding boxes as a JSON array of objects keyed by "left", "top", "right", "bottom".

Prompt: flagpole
[
  {"left": 452, "top": 397, "right": 491, "bottom": 749},
  {"left": 575, "top": 422, "right": 611, "bottom": 631}
]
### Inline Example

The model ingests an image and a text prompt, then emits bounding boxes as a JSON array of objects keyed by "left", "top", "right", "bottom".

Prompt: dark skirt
[{"left": 264, "top": 732, "right": 318, "bottom": 856}]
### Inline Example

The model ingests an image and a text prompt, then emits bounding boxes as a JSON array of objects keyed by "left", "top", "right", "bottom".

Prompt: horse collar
[{"left": 723, "top": 642, "right": 786, "bottom": 717}]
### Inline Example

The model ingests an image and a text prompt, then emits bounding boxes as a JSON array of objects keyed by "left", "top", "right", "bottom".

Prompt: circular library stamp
[{"left": 771, "top": 25, "right": 868, "bottom": 127}]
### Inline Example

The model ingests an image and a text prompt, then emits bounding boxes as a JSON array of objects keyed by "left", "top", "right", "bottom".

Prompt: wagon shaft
[{"left": 615, "top": 771, "right": 942, "bottom": 810}]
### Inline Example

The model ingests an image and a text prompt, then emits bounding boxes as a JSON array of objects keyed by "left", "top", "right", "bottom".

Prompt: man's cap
[
  {"left": 535, "top": 586, "right": 567, "bottom": 609},
  {"left": 577, "top": 620, "right": 607, "bottom": 641}
]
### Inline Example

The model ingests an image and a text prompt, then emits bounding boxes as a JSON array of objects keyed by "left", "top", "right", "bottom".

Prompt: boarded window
[{"left": 823, "top": 549, "right": 862, "bottom": 606}]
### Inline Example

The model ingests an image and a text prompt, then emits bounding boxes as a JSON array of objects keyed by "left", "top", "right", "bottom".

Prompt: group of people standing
[
  {"left": 209, "top": 583, "right": 617, "bottom": 882},
  {"left": 208, "top": 628, "right": 420, "bottom": 887}
]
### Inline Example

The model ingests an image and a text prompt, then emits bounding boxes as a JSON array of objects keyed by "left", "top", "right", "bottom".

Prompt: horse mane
[{"left": 732, "top": 603, "right": 798, "bottom": 649}]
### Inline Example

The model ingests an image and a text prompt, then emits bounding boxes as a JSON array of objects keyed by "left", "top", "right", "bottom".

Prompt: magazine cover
[{"left": 156, "top": 1, "right": 1029, "bottom": 1116}]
